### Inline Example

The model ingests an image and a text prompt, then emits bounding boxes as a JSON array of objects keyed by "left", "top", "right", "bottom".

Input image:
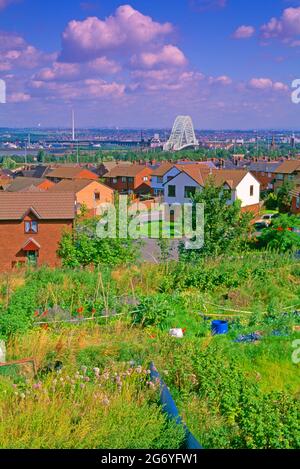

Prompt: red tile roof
[
  {"left": 179, "top": 167, "right": 249, "bottom": 189},
  {"left": 103, "top": 164, "right": 148, "bottom": 178},
  {"left": 0, "top": 193, "right": 75, "bottom": 220},
  {"left": 273, "top": 160, "right": 300, "bottom": 174}
]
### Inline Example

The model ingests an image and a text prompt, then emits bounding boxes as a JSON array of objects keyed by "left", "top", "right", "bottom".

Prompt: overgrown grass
[{"left": 0, "top": 252, "right": 299, "bottom": 448}]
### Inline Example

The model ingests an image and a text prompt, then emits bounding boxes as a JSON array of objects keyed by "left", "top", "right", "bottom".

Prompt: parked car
[{"left": 255, "top": 213, "right": 279, "bottom": 228}]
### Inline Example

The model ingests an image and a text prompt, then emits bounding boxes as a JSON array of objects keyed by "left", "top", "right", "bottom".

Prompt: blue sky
[{"left": 1, "top": 0, "right": 300, "bottom": 128}]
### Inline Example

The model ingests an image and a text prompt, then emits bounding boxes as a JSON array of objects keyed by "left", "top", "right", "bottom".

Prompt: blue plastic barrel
[{"left": 211, "top": 320, "right": 228, "bottom": 335}]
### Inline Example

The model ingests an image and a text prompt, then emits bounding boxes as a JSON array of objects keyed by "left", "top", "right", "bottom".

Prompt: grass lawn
[{"left": 139, "top": 220, "right": 183, "bottom": 238}]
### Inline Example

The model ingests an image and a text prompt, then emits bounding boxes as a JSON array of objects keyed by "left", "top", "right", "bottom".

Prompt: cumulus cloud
[
  {"left": 29, "top": 77, "right": 125, "bottom": 101},
  {"left": 130, "top": 45, "right": 187, "bottom": 69},
  {"left": 261, "top": 7, "right": 300, "bottom": 45},
  {"left": 34, "top": 57, "right": 120, "bottom": 82},
  {"left": 8, "top": 92, "right": 31, "bottom": 103},
  {"left": 209, "top": 75, "right": 232, "bottom": 85},
  {"left": 0, "top": 31, "right": 54, "bottom": 70},
  {"left": 233, "top": 25, "right": 255, "bottom": 39},
  {"left": 248, "top": 78, "right": 289, "bottom": 92},
  {"left": 60, "top": 4, "right": 173, "bottom": 62}
]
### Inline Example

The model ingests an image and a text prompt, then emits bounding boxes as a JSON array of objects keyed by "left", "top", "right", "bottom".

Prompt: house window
[
  {"left": 268, "top": 173, "right": 272, "bottom": 178},
  {"left": 122, "top": 177, "right": 127, "bottom": 183},
  {"left": 288, "top": 174, "right": 294, "bottom": 181},
  {"left": 277, "top": 174, "right": 284, "bottom": 180},
  {"left": 168, "top": 185, "right": 176, "bottom": 197},
  {"left": 24, "top": 220, "right": 38, "bottom": 234},
  {"left": 250, "top": 185, "right": 254, "bottom": 197},
  {"left": 128, "top": 177, "right": 134, "bottom": 183},
  {"left": 157, "top": 176, "right": 163, "bottom": 183},
  {"left": 94, "top": 192, "right": 100, "bottom": 201},
  {"left": 112, "top": 178, "right": 117, "bottom": 184},
  {"left": 184, "top": 186, "right": 196, "bottom": 198},
  {"left": 143, "top": 176, "right": 149, "bottom": 182}
]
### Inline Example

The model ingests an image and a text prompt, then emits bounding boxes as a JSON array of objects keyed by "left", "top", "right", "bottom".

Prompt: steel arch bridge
[{"left": 163, "top": 115, "right": 199, "bottom": 151}]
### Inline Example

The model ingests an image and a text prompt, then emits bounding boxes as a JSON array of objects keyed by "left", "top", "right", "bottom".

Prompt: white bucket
[
  {"left": 0, "top": 340, "right": 6, "bottom": 363},
  {"left": 169, "top": 328, "right": 184, "bottom": 338}
]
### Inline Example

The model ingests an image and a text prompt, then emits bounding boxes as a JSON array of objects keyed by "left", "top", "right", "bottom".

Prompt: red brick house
[
  {"left": 248, "top": 162, "right": 281, "bottom": 191},
  {"left": 103, "top": 164, "right": 152, "bottom": 195},
  {"left": 0, "top": 193, "right": 75, "bottom": 272},
  {"left": 291, "top": 183, "right": 300, "bottom": 214},
  {"left": 6, "top": 177, "right": 55, "bottom": 192},
  {"left": 47, "top": 167, "right": 99, "bottom": 183},
  {"left": 273, "top": 160, "right": 300, "bottom": 191}
]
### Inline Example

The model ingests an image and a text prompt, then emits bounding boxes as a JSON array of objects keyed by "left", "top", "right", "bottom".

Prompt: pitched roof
[
  {"left": 273, "top": 160, "right": 300, "bottom": 174},
  {"left": 248, "top": 162, "right": 281, "bottom": 173},
  {"left": 174, "top": 167, "right": 250, "bottom": 189},
  {"left": 103, "top": 164, "right": 148, "bottom": 178},
  {"left": 47, "top": 167, "right": 97, "bottom": 179},
  {"left": 151, "top": 162, "right": 174, "bottom": 177},
  {"left": 0, "top": 193, "right": 75, "bottom": 220},
  {"left": 49, "top": 179, "right": 112, "bottom": 193},
  {"left": 6, "top": 177, "right": 49, "bottom": 192}
]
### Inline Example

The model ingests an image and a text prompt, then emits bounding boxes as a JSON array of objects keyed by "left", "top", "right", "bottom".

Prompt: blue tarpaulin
[{"left": 150, "top": 362, "right": 202, "bottom": 450}]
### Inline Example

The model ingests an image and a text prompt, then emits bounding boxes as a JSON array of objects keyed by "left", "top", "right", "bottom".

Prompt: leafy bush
[{"left": 133, "top": 294, "right": 175, "bottom": 329}]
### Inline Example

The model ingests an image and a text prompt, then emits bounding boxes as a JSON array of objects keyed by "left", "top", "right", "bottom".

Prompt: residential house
[
  {"left": 103, "top": 164, "right": 152, "bottom": 195},
  {"left": 273, "top": 160, "right": 300, "bottom": 191},
  {"left": 14, "top": 165, "right": 51, "bottom": 179},
  {"left": 5, "top": 177, "right": 55, "bottom": 192},
  {"left": 96, "top": 161, "right": 132, "bottom": 177},
  {"left": 248, "top": 161, "right": 281, "bottom": 191},
  {"left": 164, "top": 167, "right": 260, "bottom": 213},
  {"left": 0, "top": 193, "right": 75, "bottom": 271},
  {"left": 49, "top": 179, "right": 114, "bottom": 216},
  {"left": 0, "top": 168, "right": 13, "bottom": 190},
  {"left": 47, "top": 166, "right": 99, "bottom": 183},
  {"left": 151, "top": 161, "right": 216, "bottom": 196},
  {"left": 290, "top": 179, "right": 300, "bottom": 214}
]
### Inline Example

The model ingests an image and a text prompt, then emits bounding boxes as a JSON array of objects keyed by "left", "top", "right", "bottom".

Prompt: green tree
[
  {"left": 258, "top": 214, "right": 300, "bottom": 252},
  {"left": 180, "top": 178, "right": 253, "bottom": 259},
  {"left": 277, "top": 180, "right": 294, "bottom": 213}
]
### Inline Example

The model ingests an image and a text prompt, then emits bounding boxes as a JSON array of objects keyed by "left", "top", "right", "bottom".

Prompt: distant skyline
[{"left": 1, "top": 1, "right": 300, "bottom": 129}]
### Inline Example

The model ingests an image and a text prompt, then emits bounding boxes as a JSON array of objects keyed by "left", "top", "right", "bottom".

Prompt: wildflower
[
  {"left": 12, "top": 384, "right": 17, "bottom": 389},
  {"left": 80, "top": 383, "right": 85, "bottom": 389},
  {"left": 83, "top": 376, "right": 90, "bottom": 382},
  {"left": 41, "top": 310, "right": 49, "bottom": 318},
  {"left": 20, "top": 393, "right": 26, "bottom": 399},
  {"left": 33, "top": 382, "right": 42, "bottom": 390},
  {"left": 136, "top": 366, "right": 142, "bottom": 374},
  {"left": 92, "top": 308, "right": 96, "bottom": 316},
  {"left": 34, "top": 311, "right": 40, "bottom": 318},
  {"left": 81, "top": 366, "right": 87, "bottom": 375},
  {"left": 147, "top": 381, "right": 155, "bottom": 389},
  {"left": 102, "top": 397, "right": 110, "bottom": 406},
  {"left": 93, "top": 367, "right": 100, "bottom": 375},
  {"left": 129, "top": 360, "right": 135, "bottom": 366}
]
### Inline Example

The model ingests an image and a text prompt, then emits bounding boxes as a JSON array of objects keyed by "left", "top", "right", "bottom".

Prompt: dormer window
[{"left": 24, "top": 220, "right": 38, "bottom": 234}]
